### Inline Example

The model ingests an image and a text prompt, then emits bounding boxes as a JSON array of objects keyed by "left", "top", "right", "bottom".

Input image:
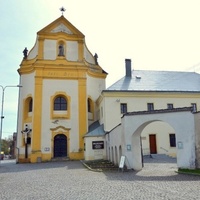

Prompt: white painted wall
[
  {"left": 107, "top": 124, "right": 123, "bottom": 166},
  {"left": 103, "top": 97, "right": 121, "bottom": 131},
  {"left": 87, "top": 75, "right": 105, "bottom": 99},
  {"left": 84, "top": 45, "right": 95, "bottom": 64},
  {"left": 28, "top": 38, "right": 38, "bottom": 60},
  {"left": 44, "top": 39, "right": 57, "bottom": 60},
  {"left": 66, "top": 41, "right": 78, "bottom": 61},
  {"left": 87, "top": 75, "right": 105, "bottom": 125},
  {"left": 84, "top": 137, "right": 106, "bottom": 160},
  {"left": 98, "top": 99, "right": 104, "bottom": 125},
  {"left": 194, "top": 113, "right": 200, "bottom": 168},
  {"left": 17, "top": 72, "right": 35, "bottom": 157},
  {"left": 121, "top": 111, "right": 196, "bottom": 170}
]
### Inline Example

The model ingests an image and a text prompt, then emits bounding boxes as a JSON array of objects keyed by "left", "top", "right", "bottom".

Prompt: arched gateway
[{"left": 119, "top": 108, "right": 200, "bottom": 170}]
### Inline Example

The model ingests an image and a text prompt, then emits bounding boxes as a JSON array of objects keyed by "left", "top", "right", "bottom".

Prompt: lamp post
[{"left": 0, "top": 85, "right": 22, "bottom": 162}]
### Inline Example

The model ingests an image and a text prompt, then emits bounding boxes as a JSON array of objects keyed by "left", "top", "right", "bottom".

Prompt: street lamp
[{"left": 0, "top": 85, "right": 22, "bottom": 162}]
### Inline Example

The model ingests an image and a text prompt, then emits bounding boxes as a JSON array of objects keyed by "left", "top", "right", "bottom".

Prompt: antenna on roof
[{"left": 60, "top": 7, "right": 66, "bottom": 16}]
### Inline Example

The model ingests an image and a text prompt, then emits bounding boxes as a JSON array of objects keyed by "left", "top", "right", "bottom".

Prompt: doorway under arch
[
  {"left": 54, "top": 134, "right": 67, "bottom": 158},
  {"left": 141, "top": 121, "right": 176, "bottom": 157}
]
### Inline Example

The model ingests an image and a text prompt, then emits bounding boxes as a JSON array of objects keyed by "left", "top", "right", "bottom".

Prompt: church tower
[{"left": 17, "top": 14, "right": 107, "bottom": 163}]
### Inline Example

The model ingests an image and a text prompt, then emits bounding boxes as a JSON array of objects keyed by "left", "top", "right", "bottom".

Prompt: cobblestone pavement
[{"left": 0, "top": 157, "right": 200, "bottom": 200}]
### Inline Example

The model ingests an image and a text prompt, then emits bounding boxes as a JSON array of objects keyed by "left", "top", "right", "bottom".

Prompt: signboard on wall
[{"left": 92, "top": 141, "right": 104, "bottom": 149}]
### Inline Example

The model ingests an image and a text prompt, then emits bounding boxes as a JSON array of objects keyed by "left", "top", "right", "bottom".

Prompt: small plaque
[
  {"left": 177, "top": 142, "right": 183, "bottom": 149},
  {"left": 92, "top": 141, "right": 104, "bottom": 149},
  {"left": 44, "top": 147, "right": 50, "bottom": 152},
  {"left": 127, "top": 144, "right": 131, "bottom": 151}
]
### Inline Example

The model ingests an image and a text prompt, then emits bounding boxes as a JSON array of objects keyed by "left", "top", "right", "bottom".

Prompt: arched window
[
  {"left": 87, "top": 97, "right": 94, "bottom": 121},
  {"left": 51, "top": 93, "right": 70, "bottom": 119},
  {"left": 54, "top": 96, "right": 67, "bottom": 111},
  {"left": 29, "top": 98, "right": 33, "bottom": 112},
  {"left": 23, "top": 96, "right": 33, "bottom": 120},
  {"left": 88, "top": 99, "right": 91, "bottom": 112}
]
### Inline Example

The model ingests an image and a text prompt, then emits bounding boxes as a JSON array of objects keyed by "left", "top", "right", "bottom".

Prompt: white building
[{"left": 85, "top": 59, "right": 200, "bottom": 169}]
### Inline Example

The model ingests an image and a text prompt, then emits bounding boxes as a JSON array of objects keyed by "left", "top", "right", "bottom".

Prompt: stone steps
[
  {"left": 83, "top": 160, "right": 119, "bottom": 171},
  {"left": 51, "top": 157, "right": 70, "bottom": 162}
]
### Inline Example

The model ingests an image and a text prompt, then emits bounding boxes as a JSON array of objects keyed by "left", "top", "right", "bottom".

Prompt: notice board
[{"left": 119, "top": 156, "right": 125, "bottom": 169}]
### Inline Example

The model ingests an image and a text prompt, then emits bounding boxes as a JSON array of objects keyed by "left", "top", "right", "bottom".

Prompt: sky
[{"left": 1, "top": 0, "right": 200, "bottom": 139}]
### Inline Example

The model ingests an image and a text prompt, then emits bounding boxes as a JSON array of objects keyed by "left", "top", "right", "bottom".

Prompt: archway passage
[
  {"left": 54, "top": 134, "right": 67, "bottom": 157},
  {"left": 122, "top": 109, "right": 198, "bottom": 170}
]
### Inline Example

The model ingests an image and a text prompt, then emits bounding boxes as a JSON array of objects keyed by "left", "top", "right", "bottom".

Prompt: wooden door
[
  {"left": 54, "top": 134, "right": 67, "bottom": 157},
  {"left": 149, "top": 134, "right": 157, "bottom": 154}
]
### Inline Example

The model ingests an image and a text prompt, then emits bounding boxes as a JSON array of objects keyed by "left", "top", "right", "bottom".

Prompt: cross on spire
[{"left": 60, "top": 7, "right": 66, "bottom": 16}]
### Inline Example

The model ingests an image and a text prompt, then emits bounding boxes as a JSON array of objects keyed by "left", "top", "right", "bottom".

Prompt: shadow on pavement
[
  {"left": 102, "top": 170, "right": 200, "bottom": 182},
  {"left": 143, "top": 154, "right": 177, "bottom": 163},
  {"left": 0, "top": 159, "right": 86, "bottom": 174}
]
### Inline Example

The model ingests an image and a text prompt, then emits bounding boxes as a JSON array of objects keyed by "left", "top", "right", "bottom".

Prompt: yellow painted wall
[
  {"left": 78, "top": 79, "right": 87, "bottom": 158},
  {"left": 30, "top": 69, "right": 43, "bottom": 163}
]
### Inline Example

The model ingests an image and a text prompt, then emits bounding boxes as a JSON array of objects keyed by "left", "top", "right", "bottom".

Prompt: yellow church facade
[{"left": 16, "top": 16, "right": 107, "bottom": 163}]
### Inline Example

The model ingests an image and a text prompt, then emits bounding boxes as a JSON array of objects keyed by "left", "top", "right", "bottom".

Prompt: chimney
[{"left": 125, "top": 59, "right": 132, "bottom": 77}]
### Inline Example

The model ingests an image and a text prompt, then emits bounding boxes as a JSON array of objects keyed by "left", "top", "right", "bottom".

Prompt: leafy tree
[{"left": 1, "top": 136, "right": 13, "bottom": 155}]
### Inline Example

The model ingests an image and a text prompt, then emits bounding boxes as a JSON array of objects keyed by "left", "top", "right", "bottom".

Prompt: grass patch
[{"left": 178, "top": 168, "right": 200, "bottom": 175}]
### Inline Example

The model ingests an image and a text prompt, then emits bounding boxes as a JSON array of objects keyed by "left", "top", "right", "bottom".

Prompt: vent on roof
[{"left": 135, "top": 75, "right": 141, "bottom": 79}]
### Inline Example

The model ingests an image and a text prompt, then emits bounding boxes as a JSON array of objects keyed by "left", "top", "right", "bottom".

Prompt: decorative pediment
[
  {"left": 50, "top": 125, "right": 70, "bottom": 131},
  {"left": 37, "top": 16, "right": 84, "bottom": 37},
  {"left": 51, "top": 23, "right": 73, "bottom": 34}
]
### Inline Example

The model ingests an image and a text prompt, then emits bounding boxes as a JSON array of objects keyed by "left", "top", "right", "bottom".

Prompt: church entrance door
[{"left": 54, "top": 134, "right": 67, "bottom": 157}]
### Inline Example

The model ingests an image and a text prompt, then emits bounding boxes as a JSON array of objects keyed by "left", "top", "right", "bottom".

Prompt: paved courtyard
[{"left": 0, "top": 156, "right": 200, "bottom": 200}]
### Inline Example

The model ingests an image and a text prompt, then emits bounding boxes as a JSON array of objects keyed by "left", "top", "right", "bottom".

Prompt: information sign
[
  {"left": 92, "top": 141, "right": 104, "bottom": 149},
  {"left": 119, "top": 156, "right": 126, "bottom": 169}
]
